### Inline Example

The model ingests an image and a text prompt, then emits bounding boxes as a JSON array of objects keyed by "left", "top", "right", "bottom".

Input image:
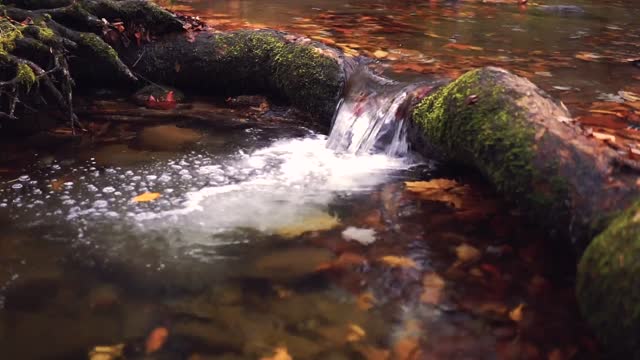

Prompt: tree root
[{"left": 0, "top": 0, "right": 183, "bottom": 132}]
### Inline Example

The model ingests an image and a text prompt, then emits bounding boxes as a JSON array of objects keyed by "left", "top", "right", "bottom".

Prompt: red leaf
[{"left": 166, "top": 91, "right": 175, "bottom": 103}]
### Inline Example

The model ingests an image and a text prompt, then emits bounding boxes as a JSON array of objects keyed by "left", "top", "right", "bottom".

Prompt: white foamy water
[
  {"left": 134, "top": 135, "right": 410, "bottom": 235},
  {"left": 0, "top": 131, "right": 416, "bottom": 257}
]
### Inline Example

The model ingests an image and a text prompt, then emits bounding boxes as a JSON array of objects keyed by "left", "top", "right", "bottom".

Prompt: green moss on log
[
  {"left": 0, "top": 19, "right": 23, "bottom": 55},
  {"left": 129, "top": 30, "right": 344, "bottom": 123},
  {"left": 577, "top": 201, "right": 640, "bottom": 358},
  {"left": 412, "top": 68, "right": 572, "bottom": 218},
  {"left": 15, "top": 62, "right": 35, "bottom": 89}
]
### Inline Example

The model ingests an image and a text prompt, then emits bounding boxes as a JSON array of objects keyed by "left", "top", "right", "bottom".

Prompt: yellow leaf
[
  {"left": 346, "top": 324, "right": 366, "bottom": 342},
  {"left": 455, "top": 243, "right": 481, "bottom": 263},
  {"left": 276, "top": 212, "right": 340, "bottom": 238},
  {"left": 420, "top": 272, "right": 445, "bottom": 305},
  {"left": 261, "top": 346, "right": 292, "bottom": 360},
  {"left": 379, "top": 256, "right": 418, "bottom": 269},
  {"left": 404, "top": 179, "right": 469, "bottom": 209},
  {"left": 132, "top": 192, "right": 161, "bottom": 202},
  {"left": 509, "top": 303, "right": 525, "bottom": 322},
  {"left": 373, "top": 50, "right": 389, "bottom": 59}
]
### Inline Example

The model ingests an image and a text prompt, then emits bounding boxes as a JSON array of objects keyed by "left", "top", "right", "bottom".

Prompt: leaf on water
[
  {"left": 357, "top": 291, "right": 377, "bottom": 310},
  {"left": 420, "top": 272, "right": 445, "bottom": 305},
  {"left": 591, "top": 131, "right": 616, "bottom": 142},
  {"left": 509, "top": 303, "right": 525, "bottom": 322},
  {"left": 404, "top": 179, "right": 469, "bottom": 209},
  {"left": 145, "top": 327, "right": 169, "bottom": 354},
  {"left": 261, "top": 346, "right": 292, "bottom": 360},
  {"left": 276, "top": 212, "right": 340, "bottom": 238},
  {"left": 346, "top": 324, "right": 366, "bottom": 342},
  {"left": 393, "top": 337, "right": 422, "bottom": 360},
  {"left": 132, "top": 192, "right": 161, "bottom": 203},
  {"left": 455, "top": 243, "right": 481, "bottom": 263},
  {"left": 619, "top": 90, "right": 640, "bottom": 102},
  {"left": 88, "top": 344, "right": 125, "bottom": 360},
  {"left": 443, "top": 43, "right": 483, "bottom": 51},
  {"left": 379, "top": 255, "right": 418, "bottom": 269},
  {"left": 373, "top": 50, "right": 389, "bottom": 59},
  {"left": 575, "top": 52, "right": 603, "bottom": 62}
]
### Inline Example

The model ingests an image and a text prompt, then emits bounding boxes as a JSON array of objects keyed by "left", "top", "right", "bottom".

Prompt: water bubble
[
  {"left": 179, "top": 169, "right": 190, "bottom": 175},
  {"left": 132, "top": 176, "right": 142, "bottom": 181},
  {"left": 159, "top": 174, "right": 172, "bottom": 182},
  {"left": 11, "top": 183, "right": 23, "bottom": 190},
  {"left": 64, "top": 182, "right": 74, "bottom": 187},
  {"left": 106, "top": 168, "right": 117, "bottom": 174},
  {"left": 93, "top": 200, "right": 108, "bottom": 208},
  {"left": 52, "top": 164, "right": 61, "bottom": 170},
  {"left": 19, "top": 175, "right": 30, "bottom": 182},
  {"left": 146, "top": 175, "right": 158, "bottom": 181},
  {"left": 62, "top": 199, "right": 76, "bottom": 205},
  {"left": 87, "top": 185, "right": 99, "bottom": 192},
  {"left": 181, "top": 174, "right": 193, "bottom": 180},
  {"left": 125, "top": 170, "right": 134, "bottom": 176}
]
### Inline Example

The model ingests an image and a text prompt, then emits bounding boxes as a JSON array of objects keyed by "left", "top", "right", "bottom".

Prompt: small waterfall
[{"left": 326, "top": 67, "right": 432, "bottom": 156}]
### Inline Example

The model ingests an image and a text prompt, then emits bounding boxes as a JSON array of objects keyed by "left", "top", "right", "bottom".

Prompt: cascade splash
[{"left": 327, "top": 67, "right": 431, "bottom": 156}]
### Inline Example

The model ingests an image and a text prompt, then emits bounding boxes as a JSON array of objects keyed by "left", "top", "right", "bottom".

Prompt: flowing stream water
[{"left": 0, "top": 1, "right": 619, "bottom": 357}]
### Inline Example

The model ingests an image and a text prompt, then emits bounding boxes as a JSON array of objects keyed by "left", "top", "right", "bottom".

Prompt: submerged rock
[
  {"left": 250, "top": 247, "right": 334, "bottom": 280},
  {"left": 138, "top": 125, "right": 202, "bottom": 151}
]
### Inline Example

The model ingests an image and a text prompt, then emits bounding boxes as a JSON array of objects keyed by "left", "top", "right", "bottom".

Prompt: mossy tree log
[
  {"left": 411, "top": 66, "right": 638, "bottom": 249},
  {"left": 411, "top": 66, "right": 640, "bottom": 357},
  {"left": 1, "top": 0, "right": 350, "bottom": 133}
]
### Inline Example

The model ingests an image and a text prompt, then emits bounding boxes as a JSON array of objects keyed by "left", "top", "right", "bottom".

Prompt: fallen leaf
[
  {"left": 132, "top": 192, "right": 161, "bottom": 202},
  {"left": 509, "top": 303, "right": 525, "bottom": 322},
  {"left": 88, "top": 344, "right": 125, "bottom": 360},
  {"left": 374, "top": 50, "right": 389, "bottom": 59},
  {"left": 404, "top": 179, "right": 469, "bottom": 209},
  {"left": 379, "top": 255, "right": 418, "bottom": 269},
  {"left": 619, "top": 90, "right": 640, "bottom": 102},
  {"left": 261, "top": 346, "right": 292, "bottom": 360},
  {"left": 455, "top": 243, "right": 481, "bottom": 263},
  {"left": 393, "top": 337, "right": 422, "bottom": 360},
  {"left": 420, "top": 272, "right": 445, "bottom": 304},
  {"left": 276, "top": 212, "right": 340, "bottom": 238},
  {"left": 145, "top": 327, "right": 169, "bottom": 354},
  {"left": 591, "top": 131, "right": 616, "bottom": 142},
  {"left": 443, "top": 43, "right": 483, "bottom": 51},
  {"left": 357, "top": 292, "right": 376, "bottom": 310},
  {"left": 346, "top": 324, "right": 366, "bottom": 342}
]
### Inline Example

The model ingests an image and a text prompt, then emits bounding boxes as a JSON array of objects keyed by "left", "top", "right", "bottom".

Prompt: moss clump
[
  {"left": 0, "top": 19, "right": 24, "bottom": 55},
  {"left": 577, "top": 201, "right": 640, "bottom": 358},
  {"left": 15, "top": 63, "right": 36, "bottom": 89},
  {"left": 412, "top": 67, "right": 573, "bottom": 233},
  {"left": 208, "top": 31, "right": 343, "bottom": 122},
  {"left": 412, "top": 68, "right": 536, "bottom": 198},
  {"left": 37, "top": 26, "right": 55, "bottom": 41},
  {"left": 78, "top": 33, "right": 119, "bottom": 61}
]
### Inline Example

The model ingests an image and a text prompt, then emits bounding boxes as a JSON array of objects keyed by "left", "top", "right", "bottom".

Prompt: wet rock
[
  {"left": 250, "top": 247, "right": 334, "bottom": 280},
  {"left": 577, "top": 201, "right": 640, "bottom": 358},
  {"left": 132, "top": 85, "right": 186, "bottom": 107},
  {"left": 138, "top": 125, "right": 202, "bottom": 151},
  {"left": 93, "top": 144, "right": 154, "bottom": 167},
  {"left": 88, "top": 284, "right": 121, "bottom": 311},
  {"left": 536, "top": 5, "right": 586, "bottom": 16},
  {"left": 225, "top": 95, "right": 269, "bottom": 109}
]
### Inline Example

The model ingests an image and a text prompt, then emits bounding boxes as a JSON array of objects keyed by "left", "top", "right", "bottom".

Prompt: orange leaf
[
  {"left": 260, "top": 346, "right": 292, "bottom": 360},
  {"left": 346, "top": 324, "right": 366, "bottom": 342},
  {"left": 443, "top": 43, "right": 483, "bottom": 51},
  {"left": 420, "top": 272, "right": 445, "bottom": 305},
  {"left": 379, "top": 256, "right": 418, "bottom": 269},
  {"left": 145, "top": 327, "right": 169, "bottom": 354},
  {"left": 357, "top": 292, "right": 376, "bottom": 310},
  {"left": 132, "top": 192, "right": 161, "bottom": 203},
  {"left": 509, "top": 303, "right": 525, "bottom": 322}
]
